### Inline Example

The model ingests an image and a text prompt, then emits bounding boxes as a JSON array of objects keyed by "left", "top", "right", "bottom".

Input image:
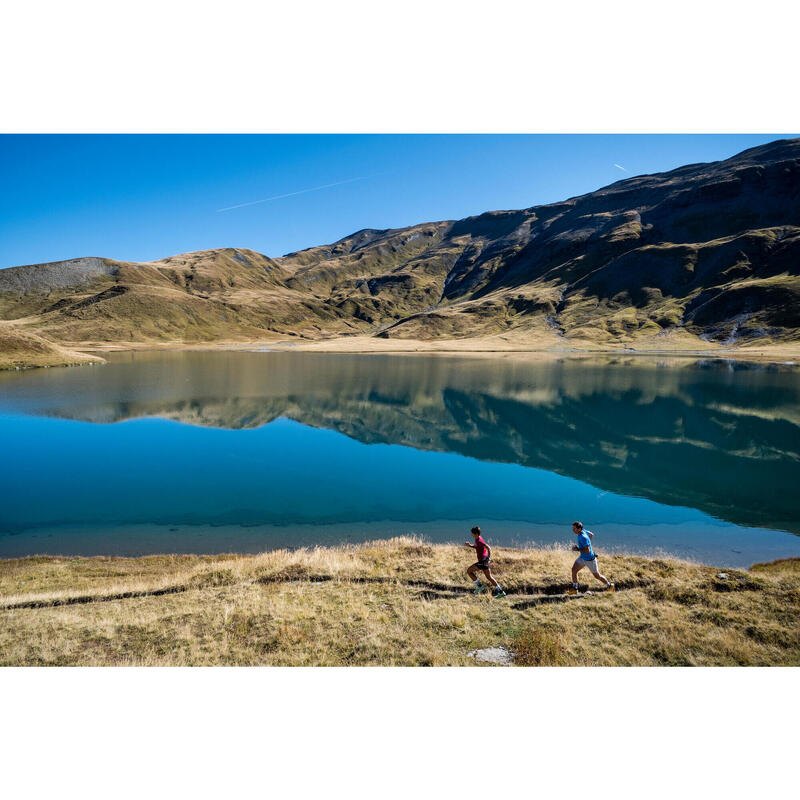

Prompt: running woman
[
  {"left": 568, "top": 521, "right": 614, "bottom": 594},
  {"left": 465, "top": 525, "right": 506, "bottom": 598}
]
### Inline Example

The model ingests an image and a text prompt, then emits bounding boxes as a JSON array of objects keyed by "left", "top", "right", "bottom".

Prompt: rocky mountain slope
[{"left": 2, "top": 138, "right": 799, "bottom": 362}]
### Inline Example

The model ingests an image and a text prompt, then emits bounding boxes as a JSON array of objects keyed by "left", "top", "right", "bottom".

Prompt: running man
[
  {"left": 465, "top": 525, "right": 506, "bottom": 598},
  {"left": 568, "top": 521, "right": 614, "bottom": 594}
]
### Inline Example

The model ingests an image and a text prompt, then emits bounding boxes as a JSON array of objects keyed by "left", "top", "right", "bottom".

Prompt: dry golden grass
[
  {"left": 0, "top": 322, "right": 103, "bottom": 370},
  {"left": 1, "top": 538, "right": 798, "bottom": 666}
]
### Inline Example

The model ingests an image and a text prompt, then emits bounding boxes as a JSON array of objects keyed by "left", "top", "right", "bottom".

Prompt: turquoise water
[{"left": 1, "top": 351, "right": 799, "bottom": 566}]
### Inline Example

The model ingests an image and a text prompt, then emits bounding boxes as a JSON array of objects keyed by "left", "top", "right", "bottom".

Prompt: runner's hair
[{"left": 573, "top": 521, "right": 583, "bottom": 531}]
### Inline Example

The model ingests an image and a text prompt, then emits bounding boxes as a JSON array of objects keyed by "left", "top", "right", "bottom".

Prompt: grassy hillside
[
  {"left": 1, "top": 139, "right": 799, "bottom": 366},
  {"left": 1, "top": 538, "right": 798, "bottom": 666},
  {"left": 0, "top": 322, "right": 103, "bottom": 370}
]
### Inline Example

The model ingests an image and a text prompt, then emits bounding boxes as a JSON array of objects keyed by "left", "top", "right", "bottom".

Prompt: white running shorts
[{"left": 574, "top": 556, "right": 600, "bottom": 574}]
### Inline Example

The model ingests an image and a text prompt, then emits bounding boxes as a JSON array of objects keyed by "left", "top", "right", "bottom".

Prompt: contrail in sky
[
  {"left": 216, "top": 175, "right": 367, "bottom": 212},
  {"left": 613, "top": 163, "right": 628, "bottom": 172}
]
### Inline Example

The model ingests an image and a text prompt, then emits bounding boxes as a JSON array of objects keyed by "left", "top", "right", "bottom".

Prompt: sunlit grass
[{"left": 1, "top": 537, "right": 798, "bottom": 666}]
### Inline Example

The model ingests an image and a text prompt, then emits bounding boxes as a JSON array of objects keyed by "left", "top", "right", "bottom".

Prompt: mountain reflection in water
[{"left": 1, "top": 350, "right": 798, "bottom": 541}]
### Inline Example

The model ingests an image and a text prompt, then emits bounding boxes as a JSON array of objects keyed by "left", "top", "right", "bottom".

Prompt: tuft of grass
[
  {"left": 190, "top": 569, "right": 237, "bottom": 589},
  {"left": 512, "top": 627, "right": 568, "bottom": 666}
]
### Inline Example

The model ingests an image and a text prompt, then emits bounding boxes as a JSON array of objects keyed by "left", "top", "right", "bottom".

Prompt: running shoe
[
  {"left": 472, "top": 584, "right": 486, "bottom": 594},
  {"left": 566, "top": 587, "right": 579, "bottom": 596},
  {"left": 606, "top": 583, "right": 615, "bottom": 593},
  {"left": 492, "top": 588, "right": 507, "bottom": 598}
]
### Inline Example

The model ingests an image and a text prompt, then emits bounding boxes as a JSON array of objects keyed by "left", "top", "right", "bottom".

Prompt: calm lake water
[{"left": 1, "top": 350, "right": 799, "bottom": 566}]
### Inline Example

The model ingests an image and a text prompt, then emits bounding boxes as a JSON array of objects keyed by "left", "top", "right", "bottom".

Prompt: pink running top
[{"left": 474, "top": 536, "right": 489, "bottom": 561}]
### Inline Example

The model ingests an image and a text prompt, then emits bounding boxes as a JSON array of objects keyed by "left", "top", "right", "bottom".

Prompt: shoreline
[
  {"left": 83, "top": 333, "right": 800, "bottom": 362},
  {"left": 4, "top": 517, "right": 799, "bottom": 569},
  {"left": 5, "top": 334, "right": 799, "bottom": 371},
  {"left": 2, "top": 539, "right": 798, "bottom": 665}
]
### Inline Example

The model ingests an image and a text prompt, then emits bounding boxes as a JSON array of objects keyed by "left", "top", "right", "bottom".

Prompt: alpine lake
[{"left": 1, "top": 350, "right": 799, "bottom": 568}]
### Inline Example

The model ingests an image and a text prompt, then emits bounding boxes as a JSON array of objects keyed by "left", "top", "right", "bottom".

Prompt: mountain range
[{"left": 1, "top": 137, "right": 799, "bottom": 367}]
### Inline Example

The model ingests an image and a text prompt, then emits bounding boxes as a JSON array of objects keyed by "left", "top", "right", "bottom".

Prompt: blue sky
[{"left": 1, "top": 134, "right": 795, "bottom": 268}]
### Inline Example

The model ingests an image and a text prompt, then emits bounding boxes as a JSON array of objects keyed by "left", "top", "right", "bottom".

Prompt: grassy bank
[
  {"left": 1, "top": 538, "right": 798, "bottom": 666},
  {"left": 0, "top": 323, "right": 103, "bottom": 370}
]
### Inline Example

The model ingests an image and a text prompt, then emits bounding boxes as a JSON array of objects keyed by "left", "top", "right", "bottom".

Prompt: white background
[
  {"left": 1, "top": 1, "right": 798, "bottom": 797},
  {"left": 2, "top": 0, "right": 799, "bottom": 132}
]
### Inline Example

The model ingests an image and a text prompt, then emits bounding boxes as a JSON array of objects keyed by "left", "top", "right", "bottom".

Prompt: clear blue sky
[{"left": 1, "top": 134, "right": 795, "bottom": 268}]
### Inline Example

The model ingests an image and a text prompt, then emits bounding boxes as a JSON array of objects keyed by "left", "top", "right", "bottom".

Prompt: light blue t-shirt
[{"left": 576, "top": 531, "right": 595, "bottom": 560}]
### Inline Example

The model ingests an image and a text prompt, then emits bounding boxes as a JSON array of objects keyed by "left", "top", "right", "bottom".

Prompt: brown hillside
[{"left": 1, "top": 138, "right": 799, "bottom": 362}]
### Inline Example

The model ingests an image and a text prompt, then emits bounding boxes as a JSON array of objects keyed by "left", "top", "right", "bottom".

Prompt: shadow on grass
[
  {"left": 1, "top": 574, "right": 653, "bottom": 612},
  {"left": 1, "top": 583, "right": 189, "bottom": 610}
]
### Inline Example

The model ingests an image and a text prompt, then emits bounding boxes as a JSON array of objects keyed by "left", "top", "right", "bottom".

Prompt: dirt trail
[{"left": 0, "top": 573, "right": 651, "bottom": 612}]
